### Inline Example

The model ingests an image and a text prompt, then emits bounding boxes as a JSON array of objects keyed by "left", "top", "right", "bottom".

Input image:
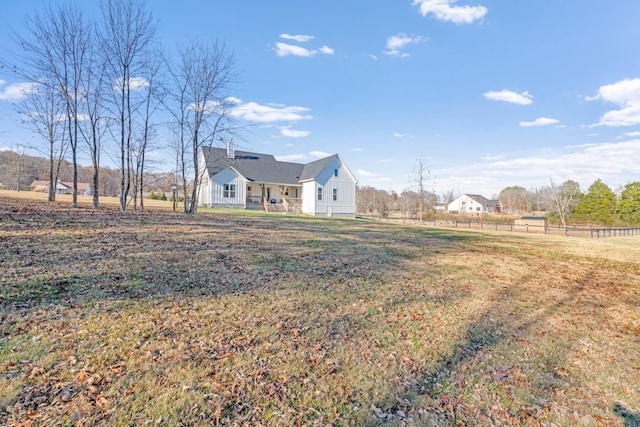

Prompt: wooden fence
[{"left": 357, "top": 215, "right": 640, "bottom": 239}]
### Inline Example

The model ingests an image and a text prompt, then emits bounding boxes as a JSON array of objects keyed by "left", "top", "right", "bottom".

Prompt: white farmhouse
[
  {"left": 447, "top": 194, "right": 501, "bottom": 215},
  {"left": 197, "top": 143, "right": 357, "bottom": 217}
]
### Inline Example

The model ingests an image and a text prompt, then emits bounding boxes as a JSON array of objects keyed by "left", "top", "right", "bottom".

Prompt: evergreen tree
[
  {"left": 618, "top": 181, "right": 640, "bottom": 225},
  {"left": 574, "top": 179, "right": 616, "bottom": 225}
]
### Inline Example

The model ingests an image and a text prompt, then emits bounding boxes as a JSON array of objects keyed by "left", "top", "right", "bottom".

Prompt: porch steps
[{"left": 267, "top": 203, "right": 287, "bottom": 213}]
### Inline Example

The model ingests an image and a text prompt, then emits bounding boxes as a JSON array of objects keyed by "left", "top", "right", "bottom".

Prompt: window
[
  {"left": 223, "top": 184, "right": 236, "bottom": 198},
  {"left": 332, "top": 188, "right": 337, "bottom": 201},
  {"left": 317, "top": 186, "right": 323, "bottom": 201},
  {"left": 334, "top": 168, "right": 338, "bottom": 177}
]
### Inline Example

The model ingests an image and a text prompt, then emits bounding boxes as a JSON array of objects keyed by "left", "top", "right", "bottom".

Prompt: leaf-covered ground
[{"left": 1, "top": 194, "right": 639, "bottom": 426}]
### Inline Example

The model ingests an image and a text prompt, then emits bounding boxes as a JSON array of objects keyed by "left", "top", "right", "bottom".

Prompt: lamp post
[{"left": 171, "top": 184, "right": 177, "bottom": 212}]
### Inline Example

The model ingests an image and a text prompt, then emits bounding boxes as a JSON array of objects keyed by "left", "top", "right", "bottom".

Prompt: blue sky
[{"left": 2, "top": 0, "right": 640, "bottom": 197}]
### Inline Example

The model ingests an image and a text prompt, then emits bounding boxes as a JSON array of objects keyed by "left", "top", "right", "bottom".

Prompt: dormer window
[{"left": 334, "top": 168, "right": 338, "bottom": 177}]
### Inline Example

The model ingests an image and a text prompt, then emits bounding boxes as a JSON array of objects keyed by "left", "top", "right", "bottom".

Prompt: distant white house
[
  {"left": 197, "top": 142, "right": 357, "bottom": 217},
  {"left": 447, "top": 194, "right": 500, "bottom": 215},
  {"left": 30, "top": 180, "right": 92, "bottom": 196}
]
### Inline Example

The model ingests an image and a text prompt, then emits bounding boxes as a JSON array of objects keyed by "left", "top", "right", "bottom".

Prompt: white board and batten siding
[
  {"left": 209, "top": 167, "right": 246, "bottom": 208},
  {"left": 302, "top": 157, "right": 356, "bottom": 217}
]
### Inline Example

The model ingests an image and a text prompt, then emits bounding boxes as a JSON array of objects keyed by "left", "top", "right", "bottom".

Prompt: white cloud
[
  {"left": 275, "top": 42, "right": 315, "bottom": 57},
  {"left": 623, "top": 131, "right": 640, "bottom": 137},
  {"left": 279, "top": 34, "right": 314, "bottom": 43},
  {"left": 393, "top": 132, "right": 410, "bottom": 138},
  {"left": 369, "top": 55, "right": 378, "bottom": 61},
  {"left": 276, "top": 153, "right": 306, "bottom": 162},
  {"left": 187, "top": 99, "right": 224, "bottom": 114},
  {"left": 431, "top": 139, "right": 640, "bottom": 196},
  {"left": 590, "top": 78, "right": 640, "bottom": 127},
  {"left": 275, "top": 151, "right": 331, "bottom": 162},
  {"left": 310, "top": 150, "right": 331, "bottom": 158},
  {"left": 412, "top": 0, "right": 488, "bottom": 24},
  {"left": 113, "top": 76, "right": 149, "bottom": 92},
  {"left": 357, "top": 169, "right": 378, "bottom": 177},
  {"left": 275, "top": 42, "right": 334, "bottom": 57},
  {"left": 353, "top": 147, "right": 364, "bottom": 151},
  {"left": 384, "top": 33, "right": 426, "bottom": 57},
  {"left": 229, "top": 98, "right": 313, "bottom": 123},
  {"left": 318, "top": 45, "right": 334, "bottom": 55},
  {"left": 483, "top": 90, "right": 532, "bottom": 105},
  {"left": 519, "top": 117, "right": 559, "bottom": 127},
  {"left": 369, "top": 177, "right": 392, "bottom": 184},
  {"left": 0, "top": 81, "right": 39, "bottom": 101},
  {"left": 481, "top": 154, "right": 504, "bottom": 161},
  {"left": 279, "top": 126, "right": 310, "bottom": 138}
]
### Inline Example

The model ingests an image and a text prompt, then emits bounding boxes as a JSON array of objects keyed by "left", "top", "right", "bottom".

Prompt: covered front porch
[{"left": 245, "top": 183, "right": 302, "bottom": 213}]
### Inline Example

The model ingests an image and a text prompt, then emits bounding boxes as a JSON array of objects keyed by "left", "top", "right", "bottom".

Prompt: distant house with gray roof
[
  {"left": 447, "top": 194, "right": 501, "bottom": 215},
  {"left": 197, "top": 142, "right": 357, "bottom": 217},
  {"left": 30, "top": 180, "right": 91, "bottom": 196}
]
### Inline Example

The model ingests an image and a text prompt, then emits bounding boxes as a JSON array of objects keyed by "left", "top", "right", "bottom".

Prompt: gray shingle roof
[
  {"left": 299, "top": 154, "right": 338, "bottom": 182},
  {"left": 203, "top": 146, "right": 333, "bottom": 185},
  {"left": 466, "top": 194, "right": 499, "bottom": 207}
]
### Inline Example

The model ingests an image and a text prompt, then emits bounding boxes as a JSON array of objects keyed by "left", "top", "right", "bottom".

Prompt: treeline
[
  {"left": 357, "top": 179, "right": 640, "bottom": 227},
  {"left": 356, "top": 186, "right": 441, "bottom": 216},
  {"left": 1, "top": 0, "right": 236, "bottom": 213},
  {"left": 0, "top": 150, "right": 179, "bottom": 198},
  {"left": 499, "top": 180, "right": 640, "bottom": 226}
]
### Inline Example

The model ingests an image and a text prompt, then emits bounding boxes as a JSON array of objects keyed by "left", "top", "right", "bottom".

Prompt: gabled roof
[
  {"left": 299, "top": 154, "right": 339, "bottom": 182},
  {"left": 202, "top": 146, "right": 343, "bottom": 185},
  {"left": 465, "top": 194, "right": 498, "bottom": 207},
  {"left": 30, "top": 180, "right": 90, "bottom": 191}
]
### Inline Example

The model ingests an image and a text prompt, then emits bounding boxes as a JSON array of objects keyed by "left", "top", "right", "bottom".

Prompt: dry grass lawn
[{"left": 1, "top": 190, "right": 639, "bottom": 426}]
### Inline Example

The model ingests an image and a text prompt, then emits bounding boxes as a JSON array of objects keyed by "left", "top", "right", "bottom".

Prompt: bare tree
[
  {"left": 439, "top": 189, "right": 457, "bottom": 205},
  {"left": 132, "top": 53, "right": 162, "bottom": 211},
  {"left": 100, "top": 0, "right": 157, "bottom": 212},
  {"left": 543, "top": 179, "right": 581, "bottom": 227},
  {"left": 498, "top": 186, "right": 530, "bottom": 213},
  {"left": 9, "top": 4, "right": 90, "bottom": 207},
  {"left": 78, "top": 30, "right": 107, "bottom": 209},
  {"left": 16, "top": 81, "right": 68, "bottom": 201},
  {"left": 413, "top": 157, "right": 431, "bottom": 224},
  {"left": 166, "top": 40, "right": 236, "bottom": 214}
]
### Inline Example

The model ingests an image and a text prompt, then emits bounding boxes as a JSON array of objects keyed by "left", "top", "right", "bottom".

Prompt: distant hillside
[{"left": 0, "top": 151, "right": 175, "bottom": 196}]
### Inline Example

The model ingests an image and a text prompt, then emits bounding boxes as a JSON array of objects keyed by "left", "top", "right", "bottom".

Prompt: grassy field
[{"left": 1, "top": 190, "right": 639, "bottom": 426}]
